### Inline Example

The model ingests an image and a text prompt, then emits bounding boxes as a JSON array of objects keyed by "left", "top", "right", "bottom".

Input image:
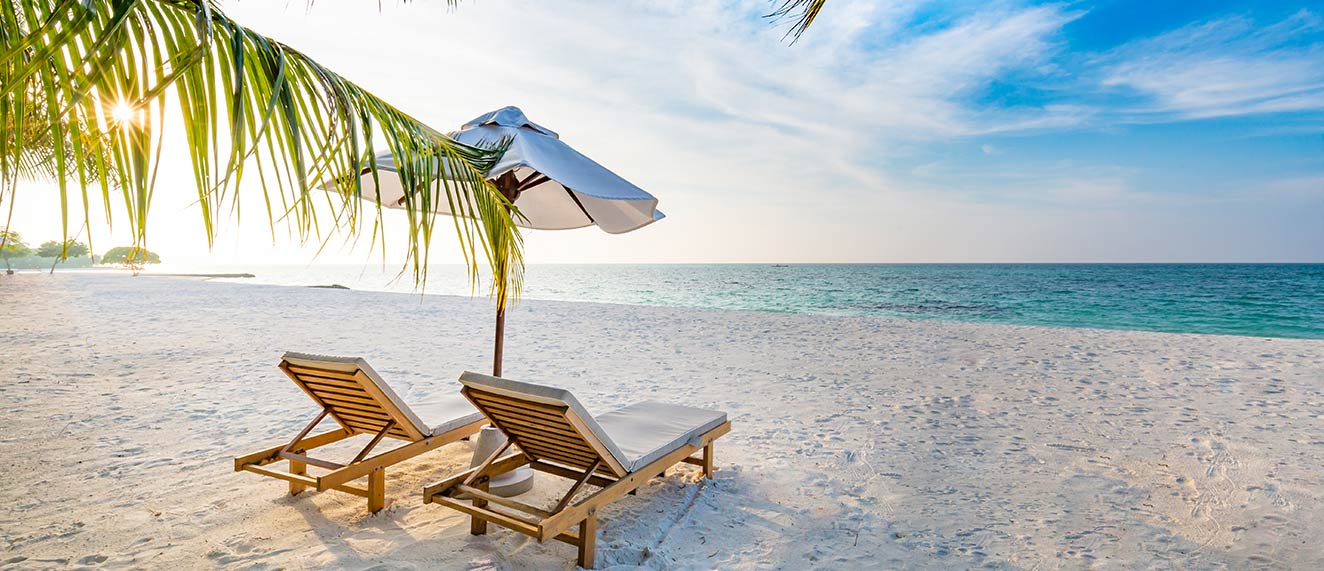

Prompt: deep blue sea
[{"left": 162, "top": 263, "right": 1324, "bottom": 340}]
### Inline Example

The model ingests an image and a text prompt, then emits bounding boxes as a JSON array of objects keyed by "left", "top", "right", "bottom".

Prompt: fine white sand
[{"left": 3, "top": 272, "right": 1324, "bottom": 570}]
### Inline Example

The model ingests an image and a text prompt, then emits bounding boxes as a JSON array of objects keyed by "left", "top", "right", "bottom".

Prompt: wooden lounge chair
[
  {"left": 423, "top": 372, "right": 731, "bottom": 568},
  {"left": 234, "top": 352, "right": 486, "bottom": 513}
]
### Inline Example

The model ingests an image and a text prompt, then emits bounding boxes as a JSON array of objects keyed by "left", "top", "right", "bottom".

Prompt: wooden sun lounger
[
  {"left": 422, "top": 372, "right": 731, "bottom": 568},
  {"left": 234, "top": 352, "right": 485, "bottom": 514}
]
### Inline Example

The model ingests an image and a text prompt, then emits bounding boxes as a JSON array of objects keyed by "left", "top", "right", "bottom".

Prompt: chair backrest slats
[
  {"left": 280, "top": 355, "right": 425, "bottom": 441},
  {"left": 463, "top": 386, "right": 626, "bottom": 476}
]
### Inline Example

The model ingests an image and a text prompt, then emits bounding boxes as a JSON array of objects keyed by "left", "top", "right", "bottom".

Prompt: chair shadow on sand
[{"left": 258, "top": 443, "right": 796, "bottom": 568}]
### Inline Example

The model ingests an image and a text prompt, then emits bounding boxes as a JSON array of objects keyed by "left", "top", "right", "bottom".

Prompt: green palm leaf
[{"left": 1, "top": 0, "right": 524, "bottom": 305}]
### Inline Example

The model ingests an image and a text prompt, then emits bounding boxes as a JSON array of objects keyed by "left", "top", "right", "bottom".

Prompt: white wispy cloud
[
  {"left": 1100, "top": 9, "right": 1324, "bottom": 119},
  {"left": 906, "top": 159, "right": 1154, "bottom": 208},
  {"left": 292, "top": 0, "right": 1087, "bottom": 198}
]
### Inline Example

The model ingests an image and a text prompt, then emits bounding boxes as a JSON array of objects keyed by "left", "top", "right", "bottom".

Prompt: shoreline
[
  {"left": 206, "top": 274, "right": 1324, "bottom": 343},
  {"left": 47, "top": 269, "right": 1324, "bottom": 342}
]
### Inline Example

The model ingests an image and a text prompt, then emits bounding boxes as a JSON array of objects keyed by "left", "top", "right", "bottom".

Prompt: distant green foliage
[
  {"left": 37, "top": 240, "right": 89, "bottom": 259},
  {"left": 101, "top": 246, "right": 161, "bottom": 266},
  {"left": 3, "top": 254, "right": 96, "bottom": 270},
  {"left": 1, "top": 231, "right": 31, "bottom": 269}
]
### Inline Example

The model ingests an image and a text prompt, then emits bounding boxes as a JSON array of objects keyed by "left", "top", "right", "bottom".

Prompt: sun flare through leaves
[
  {"left": 109, "top": 101, "right": 136, "bottom": 125},
  {"left": 1, "top": 0, "right": 524, "bottom": 306}
]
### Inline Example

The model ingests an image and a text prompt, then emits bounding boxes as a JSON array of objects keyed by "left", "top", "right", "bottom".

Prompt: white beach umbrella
[
  {"left": 353, "top": 106, "right": 664, "bottom": 376},
  {"left": 359, "top": 107, "right": 663, "bottom": 235}
]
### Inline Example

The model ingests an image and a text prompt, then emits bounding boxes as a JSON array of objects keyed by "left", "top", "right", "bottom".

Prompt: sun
[{"left": 110, "top": 102, "right": 135, "bottom": 124}]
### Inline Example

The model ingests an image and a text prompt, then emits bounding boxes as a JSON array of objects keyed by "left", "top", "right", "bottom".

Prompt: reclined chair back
[
  {"left": 281, "top": 352, "right": 428, "bottom": 441},
  {"left": 459, "top": 372, "right": 630, "bottom": 477}
]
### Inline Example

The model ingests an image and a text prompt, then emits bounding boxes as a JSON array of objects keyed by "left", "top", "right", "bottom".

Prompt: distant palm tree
[{"left": 2, "top": 1, "right": 523, "bottom": 301}]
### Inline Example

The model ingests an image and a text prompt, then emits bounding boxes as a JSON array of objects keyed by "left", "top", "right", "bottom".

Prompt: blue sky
[
  {"left": 12, "top": 0, "right": 1324, "bottom": 263},
  {"left": 804, "top": 1, "right": 1324, "bottom": 195}
]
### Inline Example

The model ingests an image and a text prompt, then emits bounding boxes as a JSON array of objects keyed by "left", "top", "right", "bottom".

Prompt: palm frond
[
  {"left": 1, "top": 0, "right": 523, "bottom": 304},
  {"left": 766, "top": 0, "right": 827, "bottom": 43}
]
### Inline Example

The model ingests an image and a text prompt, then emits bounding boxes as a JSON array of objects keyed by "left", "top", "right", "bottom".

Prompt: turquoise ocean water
[{"left": 170, "top": 263, "right": 1324, "bottom": 340}]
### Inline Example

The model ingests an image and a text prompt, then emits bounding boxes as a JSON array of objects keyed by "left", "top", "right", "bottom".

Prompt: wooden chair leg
[
  {"left": 577, "top": 513, "right": 597, "bottom": 569},
  {"left": 702, "top": 442, "right": 714, "bottom": 479},
  {"left": 367, "top": 467, "right": 386, "bottom": 513},
  {"left": 289, "top": 458, "right": 308, "bottom": 495},
  {"left": 470, "top": 480, "right": 489, "bottom": 535}
]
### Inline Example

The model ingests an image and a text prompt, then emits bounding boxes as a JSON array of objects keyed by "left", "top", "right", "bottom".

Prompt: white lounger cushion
[
  {"left": 410, "top": 393, "right": 484, "bottom": 436},
  {"left": 284, "top": 352, "right": 480, "bottom": 437},
  {"left": 459, "top": 372, "right": 727, "bottom": 472},
  {"left": 594, "top": 401, "right": 727, "bottom": 472}
]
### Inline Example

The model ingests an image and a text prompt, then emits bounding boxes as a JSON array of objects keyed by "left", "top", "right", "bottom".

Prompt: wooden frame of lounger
[
  {"left": 234, "top": 358, "right": 485, "bottom": 513},
  {"left": 423, "top": 384, "right": 732, "bottom": 569}
]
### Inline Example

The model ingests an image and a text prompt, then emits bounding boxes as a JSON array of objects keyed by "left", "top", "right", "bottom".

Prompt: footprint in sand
[{"left": 77, "top": 554, "right": 108, "bottom": 565}]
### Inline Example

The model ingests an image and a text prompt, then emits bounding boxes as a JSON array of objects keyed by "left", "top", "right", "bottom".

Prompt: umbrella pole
[
  {"left": 469, "top": 176, "right": 532, "bottom": 496},
  {"left": 491, "top": 173, "right": 521, "bottom": 379},
  {"left": 493, "top": 306, "right": 505, "bottom": 377}
]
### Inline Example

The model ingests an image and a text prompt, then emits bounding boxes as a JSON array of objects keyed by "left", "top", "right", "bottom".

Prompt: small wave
[{"left": 855, "top": 300, "right": 1010, "bottom": 317}]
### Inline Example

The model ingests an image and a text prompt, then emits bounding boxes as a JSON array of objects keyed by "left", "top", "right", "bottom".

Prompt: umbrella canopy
[
  {"left": 343, "top": 106, "right": 663, "bottom": 379},
  {"left": 355, "top": 106, "right": 663, "bottom": 233}
]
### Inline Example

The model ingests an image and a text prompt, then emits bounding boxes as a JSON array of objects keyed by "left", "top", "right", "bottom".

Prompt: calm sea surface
[{"left": 150, "top": 263, "right": 1324, "bottom": 340}]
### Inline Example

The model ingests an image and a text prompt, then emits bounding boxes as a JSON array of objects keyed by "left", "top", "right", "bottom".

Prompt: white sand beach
[{"left": 3, "top": 272, "right": 1324, "bottom": 570}]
